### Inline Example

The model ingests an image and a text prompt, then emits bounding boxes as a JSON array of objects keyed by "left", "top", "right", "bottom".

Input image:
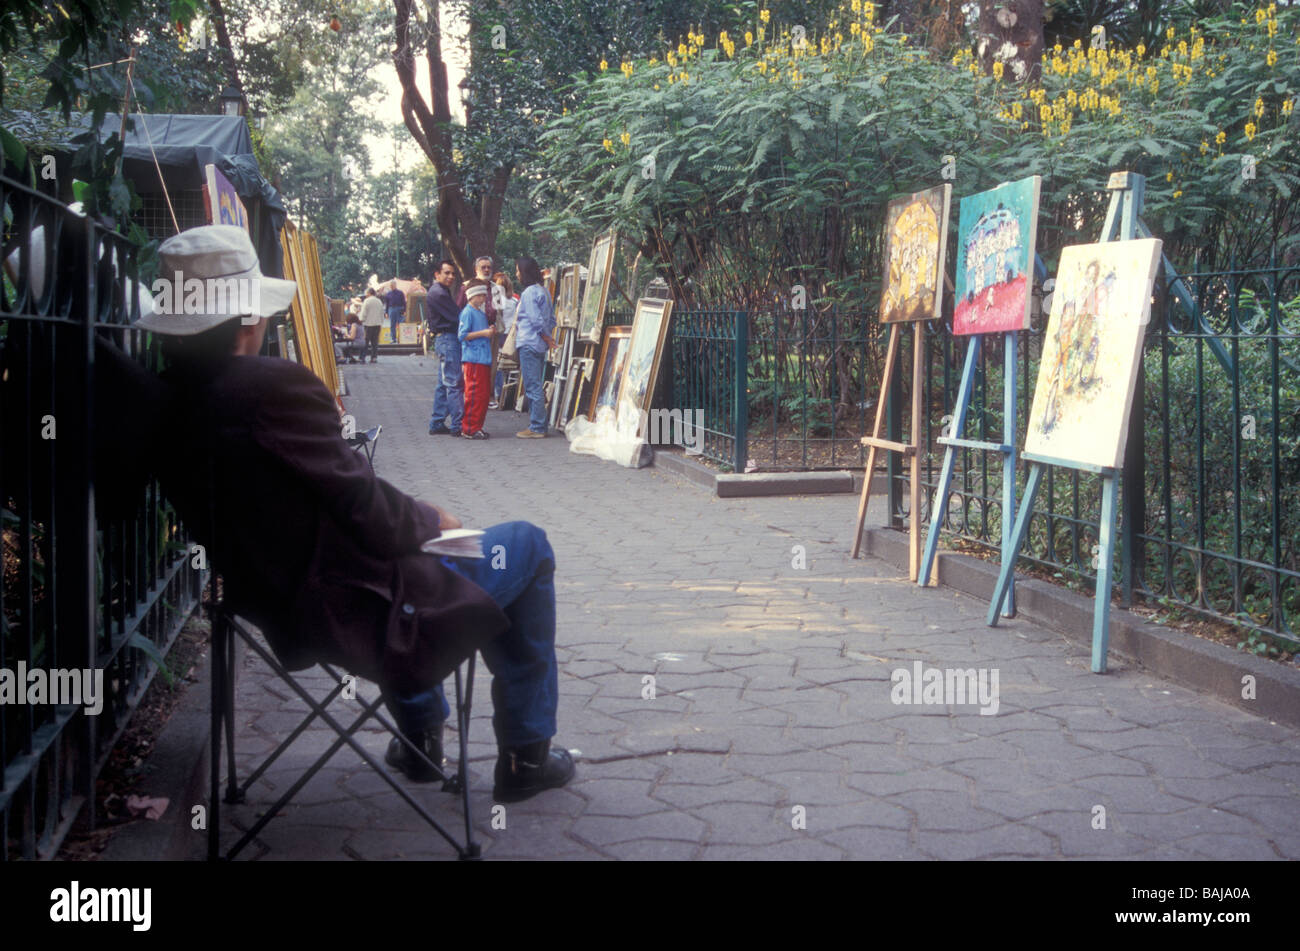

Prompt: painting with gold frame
[
  {"left": 578, "top": 231, "right": 617, "bottom": 344},
  {"left": 588, "top": 325, "right": 632, "bottom": 418},
  {"left": 615, "top": 297, "right": 674, "bottom": 438}
]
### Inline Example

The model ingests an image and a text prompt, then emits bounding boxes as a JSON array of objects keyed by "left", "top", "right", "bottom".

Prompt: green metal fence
[
  {"left": 670, "top": 257, "right": 1298, "bottom": 648},
  {"left": 670, "top": 309, "right": 748, "bottom": 471}
]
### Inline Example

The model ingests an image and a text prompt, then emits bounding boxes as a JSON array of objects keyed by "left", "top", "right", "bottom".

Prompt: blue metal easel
[
  {"left": 985, "top": 171, "right": 1150, "bottom": 673},
  {"left": 916, "top": 255, "right": 1048, "bottom": 616}
]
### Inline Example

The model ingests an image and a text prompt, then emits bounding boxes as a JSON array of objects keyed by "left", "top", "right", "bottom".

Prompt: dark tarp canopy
[{"left": 69, "top": 112, "right": 288, "bottom": 277}]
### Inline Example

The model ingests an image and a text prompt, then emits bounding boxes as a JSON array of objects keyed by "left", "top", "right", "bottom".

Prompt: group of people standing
[{"left": 425, "top": 254, "right": 556, "bottom": 440}]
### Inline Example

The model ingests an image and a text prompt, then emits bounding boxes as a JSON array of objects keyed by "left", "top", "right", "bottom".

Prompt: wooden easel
[
  {"left": 850, "top": 318, "right": 926, "bottom": 578},
  {"left": 986, "top": 171, "right": 1150, "bottom": 673}
]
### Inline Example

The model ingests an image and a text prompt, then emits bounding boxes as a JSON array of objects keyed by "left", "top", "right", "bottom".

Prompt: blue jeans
[
  {"left": 430, "top": 332, "right": 464, "bottom": 432},
  {"left": 387, "top": 305, "right": 403, "bottom": 342},
  {"left": 519, "top": 346, "right": 547, "bottom": 433},
  {"left": 388, "top": 521, "right": 558, "bottom": 748}
]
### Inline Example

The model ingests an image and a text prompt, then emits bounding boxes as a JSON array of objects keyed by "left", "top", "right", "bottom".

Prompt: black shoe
[
  {"left": 429, "top": 424, "right": 451, "bottom": 436},
  {"left": 448, "top": 429, "right": 462, "bottom": 437},
  {"left": 493, "top": 740, "right": 575, "bottom": 803},
  {"left": 463, "top": 430, "right": 490, "bottom": 440},
  {"left": 385, "top": 724, "right": 445, "bottom": 783}
]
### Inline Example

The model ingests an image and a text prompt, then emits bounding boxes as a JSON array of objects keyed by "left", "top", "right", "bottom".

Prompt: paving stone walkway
[{"left": 209, "top": 354, "right": 1300, "bottom": 860}]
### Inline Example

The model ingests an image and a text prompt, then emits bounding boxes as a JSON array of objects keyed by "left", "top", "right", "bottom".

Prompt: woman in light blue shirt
[{"left": 513, "top": 256, "right": 556, "bottom": 437}]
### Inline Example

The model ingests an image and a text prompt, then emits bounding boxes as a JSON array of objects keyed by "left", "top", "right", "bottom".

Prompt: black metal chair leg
[
  {"left": 223, "top": 615, "right": 241, "bottom": 804},
  {"left": 208, "top": 612, "right": 224, "bottom": 861}
]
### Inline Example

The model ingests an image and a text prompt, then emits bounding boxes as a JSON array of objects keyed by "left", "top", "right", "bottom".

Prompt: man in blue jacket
[
  {"left": 426, "top": 260, "right": 464, "bottom": 436},
  {"left": 384, "top": 283, "right": 407, "bottom": 343}
]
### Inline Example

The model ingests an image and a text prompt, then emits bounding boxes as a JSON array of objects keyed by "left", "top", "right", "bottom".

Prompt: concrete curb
[
  {"left": 653, "top": 449, "right": 888, "bottom": 498},
  {"left": 101, "top": 617, "right": 239, "bottom": 862},
  {"left": 859, "top": 526, "right": 1300, "bottom": 729}
]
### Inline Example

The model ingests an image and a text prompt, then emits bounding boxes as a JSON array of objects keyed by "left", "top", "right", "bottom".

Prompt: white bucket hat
[{"left": 135, "top": 225, "right": 297, "bottom": 335}]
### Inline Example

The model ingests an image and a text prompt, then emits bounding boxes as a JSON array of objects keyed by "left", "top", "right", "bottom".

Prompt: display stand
[
  {"left": 850, "top": 320, "right": 925, "bottom": 579},
  {"left": 985, "top": 172, "right": 1147, "bottom": 673},
  {"left": 917, "top": 254, "right": 1047, "bottom": 613}
]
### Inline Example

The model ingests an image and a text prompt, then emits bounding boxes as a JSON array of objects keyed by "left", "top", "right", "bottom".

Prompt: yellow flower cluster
[
  {"left": 621, "top": 61, "right": 634, "bottom": 78},
  {"left": 719, "top": 30, "right": 736, "bottom": 58}
]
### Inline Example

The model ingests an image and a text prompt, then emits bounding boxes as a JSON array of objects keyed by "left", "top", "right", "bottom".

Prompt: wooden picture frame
[
  {"left": 578, "top": 231, "right": 617, "bottom": 344},
  {"left": 547, "top": 325, "right": 569, "bottom": 365},
  {"left": 588, "top": 325, "right": 632, "bottom": 419},
  {"left": 555, "top": 264, "right": 581, "bottom": 329},
  {"left": 615, "top": 297, "right": 674, "bottom": 438},
  {"left": 557, "top": 356, "right": 594, "bottom": 429}
]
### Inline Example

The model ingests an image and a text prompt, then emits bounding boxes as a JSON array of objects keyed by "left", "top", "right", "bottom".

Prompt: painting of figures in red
[{"left": 952, "top": 176, "right": 1041, "bottom": 336}]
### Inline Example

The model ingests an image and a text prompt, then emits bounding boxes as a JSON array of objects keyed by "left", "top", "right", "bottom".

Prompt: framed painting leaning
[
  {"left": 578, "top": 231, "right": 617, "bottom": 344},
  {"left": 555, "top": 264, "right": 581, "bottom": 329},
  {"left": 615, "top": 297, "right": 674, "bottom": 437},
  {"left": 880, "top": 183, "right": 952, "bottom": 323},
  {"left": 1024, "top": 238, "right": 1162, "bottom": 470},
  {"left": 588, "top": 325, "right": 632, "bottom": 419}
]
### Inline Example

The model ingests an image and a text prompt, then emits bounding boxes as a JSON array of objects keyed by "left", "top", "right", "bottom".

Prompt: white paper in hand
[{"left": 420, "top": 529, "right": 486, "bottom": 559}]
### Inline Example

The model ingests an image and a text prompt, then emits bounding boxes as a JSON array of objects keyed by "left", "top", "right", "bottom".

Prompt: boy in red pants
[{"left": 458, "top": 280, "right": 495, "bottom": 439}]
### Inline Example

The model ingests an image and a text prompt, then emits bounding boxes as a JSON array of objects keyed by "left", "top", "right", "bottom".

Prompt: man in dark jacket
[
  {"left": 383, "top": 283, "right": 407, "bottom": 343},
  {"left": 425, "top": 259, "right": 464, "bottom": 435},
  {"left": 137, "top": 226, "right": 574, "bottom": 801}
]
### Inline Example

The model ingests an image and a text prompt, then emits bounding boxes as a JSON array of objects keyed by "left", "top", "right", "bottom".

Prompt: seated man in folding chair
[{"left": 139, "top": 225, "right": 575, "bottom": 803}]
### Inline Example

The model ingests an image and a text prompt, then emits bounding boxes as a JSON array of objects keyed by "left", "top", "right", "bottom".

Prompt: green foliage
[{"left": 532, "top": 3, "right": 1299, "bottom": 303}]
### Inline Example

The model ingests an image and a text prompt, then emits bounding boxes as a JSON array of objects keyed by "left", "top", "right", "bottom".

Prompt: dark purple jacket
[
  {"left": 156, "top": 355, "right": 506, "bottom": 692},
  {"left": 425, "top": 282, "right": 460, "bottom": 335}
]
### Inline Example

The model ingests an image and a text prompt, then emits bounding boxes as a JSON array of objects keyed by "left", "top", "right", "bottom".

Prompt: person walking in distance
[
  {"left": 426, "top": 260, "right": 464, "bottom": 436},
  {"left": 384, "top": 282, "right": 407, "bottom": 344},
  {"left": 360, "top": 287, "right": 385, "bottom": 364}
]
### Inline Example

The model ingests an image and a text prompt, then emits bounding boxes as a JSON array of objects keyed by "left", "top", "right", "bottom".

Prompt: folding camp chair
[
  {"left": 206, "top": 594, "right": 482, "bottom": 860},
  {"left": 346, "top": 424, "right": 382, "bottom": 469}
]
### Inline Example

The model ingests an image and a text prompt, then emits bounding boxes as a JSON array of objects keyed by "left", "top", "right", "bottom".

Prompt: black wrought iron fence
[{"left": 1, "top": 173, "right": 200, "bottom": 860}]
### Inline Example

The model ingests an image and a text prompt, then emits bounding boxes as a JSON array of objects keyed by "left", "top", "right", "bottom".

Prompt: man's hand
[{"left": 430, "top": 505, "right": 462, "bottom": 530}]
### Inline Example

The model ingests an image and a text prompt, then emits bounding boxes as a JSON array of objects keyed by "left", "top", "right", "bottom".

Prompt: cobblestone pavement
[{"left": 211, "top": 355, "right": 1300, "bottom": 860}]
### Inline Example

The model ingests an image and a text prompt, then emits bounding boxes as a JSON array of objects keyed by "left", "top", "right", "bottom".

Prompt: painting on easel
[
  {"left": 953, "top": 176, "right": 1041, "bottom": 335},
  {"left": 1025, "top": 239, "right": 1162, "bottom": 469},
  {"left": 880, "top": 184, "right": 952, "bottom": 323}
]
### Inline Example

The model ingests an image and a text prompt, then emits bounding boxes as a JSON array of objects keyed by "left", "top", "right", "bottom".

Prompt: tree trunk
[
  {"left": 393, "top": 0, "right": 509, "bottom": 278},
  {"left": 207, "top": 0, "right": 244, "bottom": 103},
  {"left": 977, "top": 0, "right": 1043, "bottom": 83}
]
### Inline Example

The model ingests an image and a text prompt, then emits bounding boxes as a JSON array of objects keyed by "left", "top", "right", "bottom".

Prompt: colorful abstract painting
[
  {"left": 879, "top": 183, "right": 951, "bottom": 323},
  {"left": 1025, "top": 239, "right": 1162, "bottom": 470},
  {"left": 953, "top": 176, "right": 1041, "bottom": 335}
]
